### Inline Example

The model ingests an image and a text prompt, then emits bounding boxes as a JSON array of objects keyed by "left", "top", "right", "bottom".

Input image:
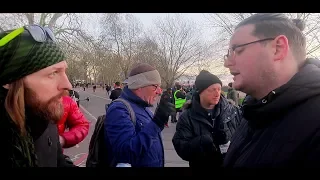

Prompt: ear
[
  {"left": 272, "top": 35, "right": 289, "bottom": 61},
  {"left": 2, "top": 84, "right": 10, "bottom": 89}
]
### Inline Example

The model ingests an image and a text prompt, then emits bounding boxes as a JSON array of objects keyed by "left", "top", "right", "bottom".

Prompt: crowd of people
[{"left": 1, "top": 13, "right": 320, "bottom": 168}]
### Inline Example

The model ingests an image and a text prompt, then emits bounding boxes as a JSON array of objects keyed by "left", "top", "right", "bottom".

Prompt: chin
[
  {"left": 150, "top": 101, "right": 155, "bottom": 106},
  {"left": 211, "top": 100, "right": 219, "bottom": 105}
]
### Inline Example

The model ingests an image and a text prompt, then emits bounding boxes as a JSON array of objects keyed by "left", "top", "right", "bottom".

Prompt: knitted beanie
[
  {"left": 195, "top": 70, "right": 222, "bottom": 94},
  {"left": 0, "top": 28, "right": 65, "bottom": 85},
  {"left": 127, "top": 63, "right": 161, "bottom": 89}
]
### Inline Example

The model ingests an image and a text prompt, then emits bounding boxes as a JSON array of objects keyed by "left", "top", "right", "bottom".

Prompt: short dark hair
[
  {"left": 228, "top": 82, "right": 233, "bottom": 87},
  {"left": 176, "top": 84, "right": 181, "bottom": 90},
  {"left": 115, "top": 81, "right": 121, "bottom": 86},
  {"left": 236, "top": 13, "right": 306, "bottom": 66}
]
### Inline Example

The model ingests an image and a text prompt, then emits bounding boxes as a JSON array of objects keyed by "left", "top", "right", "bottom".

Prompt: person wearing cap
[
  {"left": 105, "top": 63, "right": 175, "bottom": 167},
  {"left": 0, "top": 25, "right": 75, "bottom": 167},
  {"left": 172, "top": 70, "right": 242, "bottom": 167},
  {"left": 223, "top": 13, "right": 320, "bottom": 168}
]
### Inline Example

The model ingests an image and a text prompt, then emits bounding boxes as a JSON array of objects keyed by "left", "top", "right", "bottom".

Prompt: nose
[
  {"left": 156, "top": 87, "right": 162, "bottom": 94},
  {"left": 59, "top": 72, "right": 72, "bottom": 90},
  {"left": 224, "top": 58, "right": 233, "bottom": 68}
]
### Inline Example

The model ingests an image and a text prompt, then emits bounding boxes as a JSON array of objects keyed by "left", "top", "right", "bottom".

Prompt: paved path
[{"left": 64, "top": 87, "right": 188, "bottom": 167}]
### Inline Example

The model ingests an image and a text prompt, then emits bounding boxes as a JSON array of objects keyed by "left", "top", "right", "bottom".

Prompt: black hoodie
[{"left": 223, "top": 59, "right": 320, "bottom": 168}]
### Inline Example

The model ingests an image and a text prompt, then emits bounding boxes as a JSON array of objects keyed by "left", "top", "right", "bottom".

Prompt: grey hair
[{"left": 236, "top": 13, "right": 306, "bottom": 66}]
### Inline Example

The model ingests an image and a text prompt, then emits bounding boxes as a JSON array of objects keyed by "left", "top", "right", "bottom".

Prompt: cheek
[
  {"left": 236, "top": 53, "right": 260, "bottom": 78},
  {"left": 32, "top": 82, "right": 58, "bottom": 103}
]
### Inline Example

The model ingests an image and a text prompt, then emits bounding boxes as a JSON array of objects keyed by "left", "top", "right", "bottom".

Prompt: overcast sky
[{"left": 83, "top": 13, "right": 215, "bottom": 42}]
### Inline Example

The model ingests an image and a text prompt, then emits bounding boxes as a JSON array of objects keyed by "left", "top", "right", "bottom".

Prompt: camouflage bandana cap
[{"left": 0, "top": 29, "right": 65, "bottom": 85}]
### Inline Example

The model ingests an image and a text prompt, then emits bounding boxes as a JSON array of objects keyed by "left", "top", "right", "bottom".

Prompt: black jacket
[
  {"left": 172, "top": 93, "right": 242, "bottom": 167},
  {"left": 161, "top": 91, "right": 173, "bottom": 104},
  {"left": 110, "top": 88, "right": 122, "bottom": 101},
  {"left": 0, "top": 88, "right": 75, "bottom": 167},
  {"left": 32, "top": 121, "right": 75, "bottom": 167},
  {"left": 223, "top": 59, "right": 320, "bottom": 168}
]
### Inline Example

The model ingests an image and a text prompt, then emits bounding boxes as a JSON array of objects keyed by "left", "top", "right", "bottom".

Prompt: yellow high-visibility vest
[{"left": 174, "top": 90, "right": 186, "bottom": 109}]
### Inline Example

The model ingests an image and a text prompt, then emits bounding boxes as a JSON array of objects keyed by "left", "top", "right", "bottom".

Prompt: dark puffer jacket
[
  {"left": 172, "top": 93, "right": 242, "bottom": 167},
  {"left": 223, "top": 59, "right": 320, "bottom": 168}
]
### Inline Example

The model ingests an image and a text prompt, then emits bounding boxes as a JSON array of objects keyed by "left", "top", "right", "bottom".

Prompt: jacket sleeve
[
  {"left": 303, "top": 129, "right": 320, "bottom": 167},
  {"left": 109, "top": 90, "right": 115, "bottom": 100},
  {"left": 172, "top": 111, "right": 204, "bottom": 161},
  {"left": 105, "top": 102, "right": 162, "bottom": 164},
  {"left": 61, "top": 100, "right": 89, "bottom": 148}
]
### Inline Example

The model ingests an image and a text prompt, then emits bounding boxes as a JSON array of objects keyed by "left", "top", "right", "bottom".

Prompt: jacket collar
[{"left": 120, "top": 86, "right": 151, "bottom": 107}]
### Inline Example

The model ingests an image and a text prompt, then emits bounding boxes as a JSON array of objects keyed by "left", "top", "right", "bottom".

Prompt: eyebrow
[{"left": 51, "top": 63, "right": 68, "bottom": 70}]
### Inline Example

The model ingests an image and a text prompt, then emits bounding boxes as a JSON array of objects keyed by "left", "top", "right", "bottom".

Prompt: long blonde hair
[{"left": 4, "top": 79, "right": 26, "bottom": 135}]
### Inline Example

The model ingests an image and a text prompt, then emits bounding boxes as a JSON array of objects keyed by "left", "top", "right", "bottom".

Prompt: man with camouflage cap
[{"left": 0, "top": 25, "right": 75, "bottom": 167}]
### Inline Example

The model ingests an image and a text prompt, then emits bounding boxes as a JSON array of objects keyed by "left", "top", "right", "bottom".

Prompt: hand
[
  {"left": 59, "top": 135, "right": 65, "bottom": 147},
  {"left": 153, "top": 95, "right": 175, "bottom": 130}
]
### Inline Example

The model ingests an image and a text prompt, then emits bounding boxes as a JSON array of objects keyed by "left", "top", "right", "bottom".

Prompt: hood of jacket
[{"left": 243, "top": 58, "right": 320, "bottom": 128}]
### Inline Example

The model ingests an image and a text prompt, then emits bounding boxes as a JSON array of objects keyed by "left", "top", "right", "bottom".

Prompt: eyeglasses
[
  {"left": 0, "top": 24, "right": 56, "bottom": 47},
  {"left": 223, "top": 38, "right": 275, "bottom": 61},
  {"left": 152, "top": 85, "right": 160, "bottom": 91}
]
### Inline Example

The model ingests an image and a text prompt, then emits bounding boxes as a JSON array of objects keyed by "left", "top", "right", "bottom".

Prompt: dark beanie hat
[
  {"left": 195, "top": 70, "right": 222, "bottom": 94},
  {"left": 0, "top": 28, "right": 65, "bottom": 85}
]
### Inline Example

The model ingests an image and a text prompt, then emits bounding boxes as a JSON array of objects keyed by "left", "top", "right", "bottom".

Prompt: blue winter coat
[{"left": 104, "top": 87, "right": 165, "bottom": 167}]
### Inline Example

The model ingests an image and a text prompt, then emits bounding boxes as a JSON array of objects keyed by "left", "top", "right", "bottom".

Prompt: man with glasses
[
  {"left": 0, "top": 25, "right": 75, "bottom": 167},
  {"left": 223, "top": 13, "right": 320, "bottom": 167},
  {"left": 104, "top": 63, "right": 175, "bottom": 167}
]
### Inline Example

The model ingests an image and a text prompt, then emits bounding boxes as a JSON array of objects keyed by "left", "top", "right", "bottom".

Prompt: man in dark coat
[
  {"left": 109, "top": 81, "right": 122, "bottom": 101},
  {"left": 223, "top": 13, "right": 320, "bottom": 167},
  {"left": 0, "top": 25, "right": 76, "bottom": 167},
  {"left": 160, "top": 88, "right": 174, "bottom": 127},
  {"left": 172, "top": 70, "right": 242, "bottom": 167}
]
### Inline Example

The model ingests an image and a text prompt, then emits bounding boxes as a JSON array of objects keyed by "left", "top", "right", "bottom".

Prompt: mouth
[{"left": 230, "top": 72, "right": 240, "bottom": 76}]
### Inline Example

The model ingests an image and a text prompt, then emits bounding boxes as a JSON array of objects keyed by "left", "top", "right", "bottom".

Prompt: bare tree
[
  {"left": 133, "top": 34, "right": 161, "bottom": 67},
  {"left": 153, "top": 14, "right": 209, "bottom": 88},
  {"left": 204, "top": 13, "right": 320, "bottom": 58},
  {"left": 100, "top": 13, "right": 143, "bottom": 79}
]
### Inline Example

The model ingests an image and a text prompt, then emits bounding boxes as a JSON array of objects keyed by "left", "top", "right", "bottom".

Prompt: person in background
[
  {"left": 160, "top": 88, "right": 174, "bottom": 127},
  {"left": 172, "top": 70, "right": 242, "bottom": 167},
  {"left": 57, "top": 91, "right": 89, "bottom": 149},
  {"left": 106, "top": 85, "right": 111, "bottom": 96},
  {"left": 109, "top": 81, "right": 122, "bottom": 101},
  {"left": 69, "top": 89, "right": 80, "bottom": 107},
  {"left": 105, "top": 63, "right": 175, "bottom": 167},
  {"left": 172, "top": 84, "right": 186, "bottom": 123},
  {"left": 186, "top": 84, "right": 196, "bottom": 101},
  {"left": 227, "top": 82, "right": 239, "bottom": 106},
  {"left": 93, "top": 84, "right": 97, "bottom": 93}
]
